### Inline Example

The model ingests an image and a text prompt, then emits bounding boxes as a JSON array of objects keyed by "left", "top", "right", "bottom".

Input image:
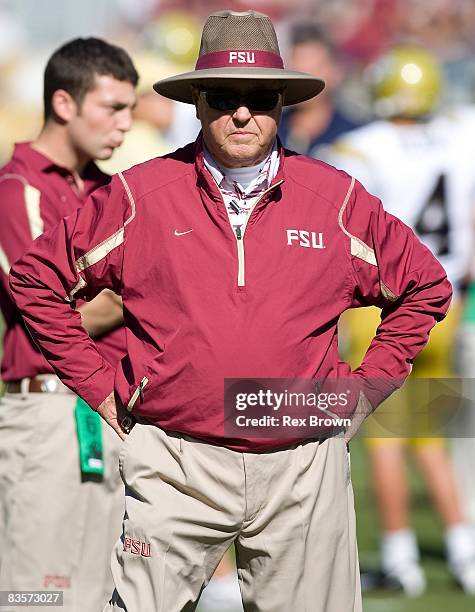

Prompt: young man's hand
[{"left": 78, "top": 289, "right": 123, "bottom": 338}]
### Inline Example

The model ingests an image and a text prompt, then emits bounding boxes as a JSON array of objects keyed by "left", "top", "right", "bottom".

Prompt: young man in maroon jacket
[
  {"left": 0, "top": 38, "right": 137, "bottom": 611},
  {"left": 10, "top": 11, "right": 452, "bottom": 612}
]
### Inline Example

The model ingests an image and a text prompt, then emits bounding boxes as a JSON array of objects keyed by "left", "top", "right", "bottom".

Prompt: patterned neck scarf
[{"left": 204, "top": 142, "right": 280, "bottom": 237}]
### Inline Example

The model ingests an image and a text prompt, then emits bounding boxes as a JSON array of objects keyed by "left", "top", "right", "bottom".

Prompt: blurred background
[
  {"left": 2, "top": 1, "right": 475, "bottom": 610},
  {"left": 3, "top": 0, "right": 475, "bottom": 165}
]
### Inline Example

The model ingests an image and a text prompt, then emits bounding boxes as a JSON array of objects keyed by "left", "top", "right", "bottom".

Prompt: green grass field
[{"left": 351, "top": 437, "right": 475, "bottom": 612}]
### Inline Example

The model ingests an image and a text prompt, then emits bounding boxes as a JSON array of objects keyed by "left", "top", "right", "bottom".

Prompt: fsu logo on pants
[
  {"left": 123, "top": 537, "right": 151, "bottom": 557},
  {"left": 43, "top": 575, "right": 71, "bottom": 588}
]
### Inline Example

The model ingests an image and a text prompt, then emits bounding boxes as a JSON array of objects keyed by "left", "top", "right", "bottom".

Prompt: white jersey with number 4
[{"left": 326, "top": 111, "right": 475, "bottom": 289}]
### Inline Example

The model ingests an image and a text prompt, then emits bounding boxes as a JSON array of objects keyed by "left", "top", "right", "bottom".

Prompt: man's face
[
  {"left": 67, "top": 75, "right": 136, "bottom": 161},
  {"left": 290, "top": 42, "right": 339, "bottom": 96},
  {"left": 194, "top": 83, "right": 282, "bottom": 168}
]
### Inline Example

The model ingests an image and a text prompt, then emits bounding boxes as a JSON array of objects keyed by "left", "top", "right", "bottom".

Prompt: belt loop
[{"left": 20, "top": 377, "right": 31, "bottom": 395}]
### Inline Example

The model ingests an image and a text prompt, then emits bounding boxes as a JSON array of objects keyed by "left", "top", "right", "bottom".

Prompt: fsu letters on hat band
[{"left": 196, "top": 50, "right": 284, "bottom": 70}]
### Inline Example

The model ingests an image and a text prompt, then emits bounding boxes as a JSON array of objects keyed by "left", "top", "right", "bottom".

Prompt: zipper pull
[
  {"left": 139, "top": 379, "right": 146, "bottom": 401},
  {"left": 235, "top": 226, "right": 242, "bottom": 240}
]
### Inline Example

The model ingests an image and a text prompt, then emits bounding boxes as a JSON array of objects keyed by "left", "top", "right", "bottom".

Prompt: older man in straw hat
[{"left": 10, "top": 10, "right": 451, "bottom": 612}]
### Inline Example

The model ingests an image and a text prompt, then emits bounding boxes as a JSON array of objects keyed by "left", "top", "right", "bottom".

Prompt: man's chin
[
  {"left": 223, "top": 145, "right": 268, "bottom": 167},
  {"left": 96, "top": 146, "right": 116, "bottom": 161}
]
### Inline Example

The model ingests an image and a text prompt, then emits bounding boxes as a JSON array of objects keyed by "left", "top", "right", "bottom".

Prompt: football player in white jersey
[
  {"left": 446, "top": 105, "right": 475, "bottom": 542},
  {"left": 326, "top": 46, "right": 475, "bottom": 596}
]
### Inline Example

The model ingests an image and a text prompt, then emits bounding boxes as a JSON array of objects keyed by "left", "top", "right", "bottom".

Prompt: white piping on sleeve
[
  {"left": 66, "top": 276, "right": 86, "bottom": 303},
  {"left": 0, "top": 245, "right": 10, "bottom": 275},
  {"left": 0, "top": 174, "right": 43, "bottom": 274},
  {"left": 0, "top": 174, "right": 44, "bottom": 241},
  {"left": 24, "top": 184, "right": 43, "bottom": 239},
  {"left": 117, "top": 171, "right": 137, "bottom": 228},
  {"left": 75, "top": 228, "right": 125, "bottom": 273},
  {"left": 350, "top": 239, "right": 377, "bottom": 266},
  {"left": 380, "top": 282, "right": 398, "bottom": 302},
  {"left": 338, "top": 176, "right": 377, "bottom": 267},
  {"left": 69, "top": 171, "right": 136, "bottom": 300},
  {"left": 0, "top": 173, "right": 29, "bottom": 188},
  {"left": 338, "top": 176, "right": 399, "bottom": 302}
]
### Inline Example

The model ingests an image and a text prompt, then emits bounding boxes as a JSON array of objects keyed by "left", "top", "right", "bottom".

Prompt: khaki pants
[
  {"left": 106, "top": 423, "right": 362, "bottom": 612},
  {"left": 0, "top": 391, "right": 123, "bottom": 611}
]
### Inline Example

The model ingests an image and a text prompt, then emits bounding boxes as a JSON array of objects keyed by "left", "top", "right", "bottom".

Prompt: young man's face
[
  {"left": 194, "top": 83, "right": 282, "bottom": 168},
  {"left": 68, "top": 74, "right": 136, "bottom": 161}
]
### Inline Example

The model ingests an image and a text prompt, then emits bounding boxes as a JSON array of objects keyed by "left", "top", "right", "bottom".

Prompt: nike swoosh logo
[{"left": 174, "top": 229, "right": 193, "bottom": 236}]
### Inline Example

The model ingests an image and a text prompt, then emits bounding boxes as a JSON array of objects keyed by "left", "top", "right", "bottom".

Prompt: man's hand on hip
[
  {"left": 96, "top": 391, "right": 128, "bottom": 440},
  {"left": 344, "top": 391, "right": 373, "bottom": 443}
]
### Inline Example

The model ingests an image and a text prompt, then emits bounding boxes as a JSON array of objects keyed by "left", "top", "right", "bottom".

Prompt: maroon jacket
[
  {"left": 0, "top": 143, "right": 124, "bottom": 381},
  {"left": 10, "top": 138, "right": 452, "bottom": 451}
]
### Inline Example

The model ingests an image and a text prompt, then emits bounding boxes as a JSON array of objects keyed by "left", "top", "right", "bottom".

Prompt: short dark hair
[
  {"left": 43, "top": 37, "right": 138, "bottom": 121},
  {"left": 290, "top": 23, "right": 337, "bottom": 58}
]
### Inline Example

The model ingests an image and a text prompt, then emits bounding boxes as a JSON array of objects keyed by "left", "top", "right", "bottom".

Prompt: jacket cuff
[
  {"left": 351, "top": 370, "right": 404, "bottom": 410},
  {"left": 75, "top": 362, "right": 116, "bottom": 410}
]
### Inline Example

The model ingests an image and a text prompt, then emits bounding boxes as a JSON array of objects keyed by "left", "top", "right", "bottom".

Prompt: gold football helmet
[
  {"left": 141, "top": 12, "right": 201, "bottom": 68},
  {"left": 367, "top": 45, "right": 443, "bottom": 118}
]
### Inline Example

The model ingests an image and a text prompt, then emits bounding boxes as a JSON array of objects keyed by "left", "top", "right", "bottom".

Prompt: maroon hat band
[{"left": 195, "top": 50, "right": 284, "bottom": 70}]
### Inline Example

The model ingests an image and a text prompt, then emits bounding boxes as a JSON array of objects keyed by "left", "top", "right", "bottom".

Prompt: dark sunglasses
[{"left": 201, "top": 89, "right": 282, "bottom": 112}]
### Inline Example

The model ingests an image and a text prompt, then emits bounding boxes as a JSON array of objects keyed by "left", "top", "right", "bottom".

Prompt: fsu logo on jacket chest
[{"left": 286, "top": 229, "right": 325, "bottom": 249}]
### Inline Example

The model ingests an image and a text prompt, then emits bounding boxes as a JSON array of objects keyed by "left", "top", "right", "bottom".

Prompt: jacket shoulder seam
[
  {"left": 124, "top": 166, "right": 194, "bottom": 205},
  {"left": 287, "top": 172, "right": 342, "bottom": 213},
  {"left": 0, "top": 173, "right": 30, "bottom": 188}
]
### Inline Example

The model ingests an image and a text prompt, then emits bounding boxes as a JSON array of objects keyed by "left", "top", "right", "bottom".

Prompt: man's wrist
[{"left": 75, "top": 363, "right": 115, "bottom": 410}]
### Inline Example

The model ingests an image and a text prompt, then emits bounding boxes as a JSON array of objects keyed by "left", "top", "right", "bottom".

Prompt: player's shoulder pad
[{"left": 328, "top": 141, "right": 368, "bottom": 160}]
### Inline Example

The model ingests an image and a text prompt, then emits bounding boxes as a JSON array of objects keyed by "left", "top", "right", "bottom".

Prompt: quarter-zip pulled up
[
  {"left": 202, "top": 144, "right": 282, "bottom": 287},
  {"left": 231, "top": 180, "right": 284, "bottom": 287}
]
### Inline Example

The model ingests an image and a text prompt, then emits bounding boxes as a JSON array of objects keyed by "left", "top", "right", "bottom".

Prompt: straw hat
[{"left": 153, "top": 10, "right": 325, "bottom": 106}]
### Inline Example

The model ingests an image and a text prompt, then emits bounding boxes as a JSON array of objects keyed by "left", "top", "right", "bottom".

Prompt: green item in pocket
[
  {"left": 74, "top": 396, "right": 104, "bottom": 476},
  {"left": 462, "top": 281, "right": 475, "bottom": 323}
]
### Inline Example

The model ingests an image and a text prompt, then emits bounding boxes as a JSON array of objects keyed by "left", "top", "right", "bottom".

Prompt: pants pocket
[
  {"left": 158, "top": 426, "right": 183, "bottom": 454},
  {"left": 118, "top": 422, "right": 141, "bottom": 474}
]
